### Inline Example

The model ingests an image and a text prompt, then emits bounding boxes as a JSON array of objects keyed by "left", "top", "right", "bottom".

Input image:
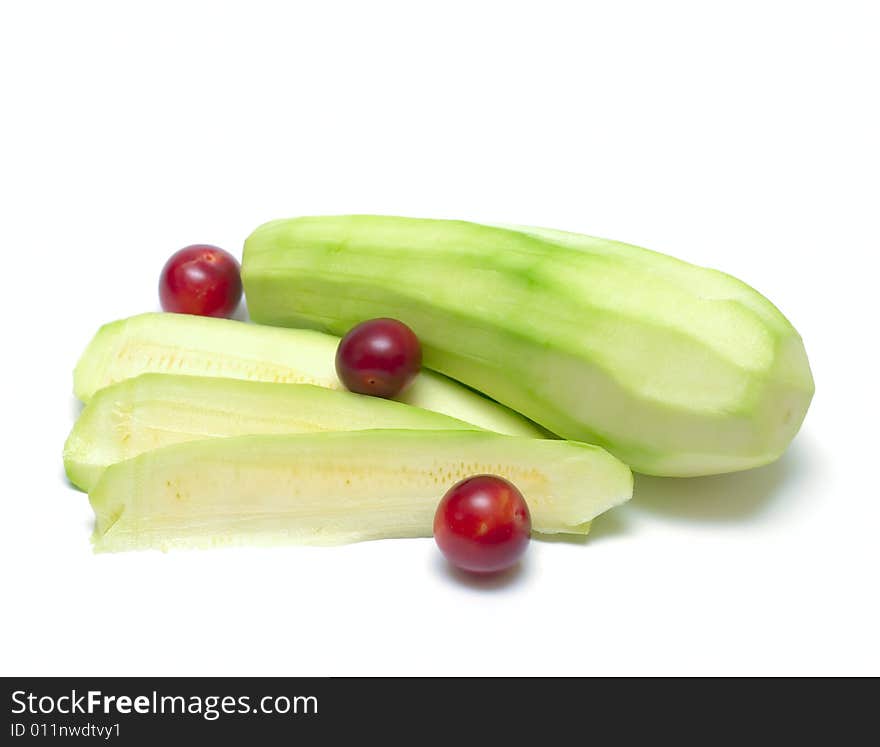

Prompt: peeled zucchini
[
  {"left": 64, "top": 373, "right": 477, "bottom": 492},
  {"left": 89, "top": 429, "right": 633, "bottom": 552},
  {"left": 73, "top": 312, "right": 543, "bottom": 438},
  {"left": 242, "top": 215, "right": 815, "bottom": 476}
]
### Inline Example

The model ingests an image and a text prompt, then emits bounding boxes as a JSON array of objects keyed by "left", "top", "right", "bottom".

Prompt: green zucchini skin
[{"left": 242, "top": 215, "right": 814, "bottom": 476}]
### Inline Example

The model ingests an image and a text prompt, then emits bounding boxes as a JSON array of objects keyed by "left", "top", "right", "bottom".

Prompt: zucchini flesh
[
  {"left": 242, "top": 215, "right": 815, "bottom": 476},
  {"left": 73, "top": 312, "right": 543, "bottom": 438},
  {"left": 89, "top": 429, "right": 633, "bottom": 552},
  {"left": 64, "top": 374, "right": 477, "bottom": 492}
]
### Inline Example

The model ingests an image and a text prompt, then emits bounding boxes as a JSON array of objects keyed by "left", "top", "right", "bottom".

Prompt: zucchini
[
  {"left": 89, "top": 429, "right": 633, "bottom": 552},
  {"left": 242, "top": 215, "right": 814, "bottom": 476},
  {"left": 64, "top": 373, "right": 477, "bottom": 492},
  {"left": 73, "top": 312, "right": 543, "bottom": 438}
]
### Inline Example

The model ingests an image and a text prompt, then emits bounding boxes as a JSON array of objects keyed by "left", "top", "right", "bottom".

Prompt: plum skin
[
  {"left": 335, "top": 318, "right": 422, "bottom": 398},
  {"left": 434, "top": 475, "right": 531, "bottom": 573},
  {"left": 159, "top": 245, "right": 242, "bottom": 318}
]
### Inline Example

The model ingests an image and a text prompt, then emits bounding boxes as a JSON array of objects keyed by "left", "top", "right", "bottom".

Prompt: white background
[{"left": 1, "top": 1, "right": 877, "bottom": 676}]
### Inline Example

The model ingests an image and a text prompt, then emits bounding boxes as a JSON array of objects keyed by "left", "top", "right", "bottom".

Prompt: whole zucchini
[{"left": 242, "top": 215, "right": 814, "bottom": 476}]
